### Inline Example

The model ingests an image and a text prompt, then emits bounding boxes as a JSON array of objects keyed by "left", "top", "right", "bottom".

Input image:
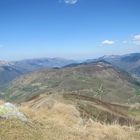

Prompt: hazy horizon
[{"left": 0, "top": 52, "right": 140, "bottom": 62}]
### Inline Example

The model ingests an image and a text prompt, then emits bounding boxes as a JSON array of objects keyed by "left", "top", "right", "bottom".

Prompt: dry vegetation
[
  {"left": 0, "top": 99, "right": 140, "bottom": 140},
  {"left": 0, "top": 119, "right": 43, "bottom": 140}
]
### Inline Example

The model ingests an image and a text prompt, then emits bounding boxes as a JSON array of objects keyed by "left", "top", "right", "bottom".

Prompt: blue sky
[{"left": 0, "top": 0, "right": 140, "bottom": 60}]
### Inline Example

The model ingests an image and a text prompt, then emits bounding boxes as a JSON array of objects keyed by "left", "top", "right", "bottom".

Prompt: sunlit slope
[
  {"left": 1, "top": 93, "right": 140, "bottom": 140},
  {"left": 23, "top": 93, "right": 140, "bottom": 126},
  {"left": 3, "top": 61, "right": 140, "bottom": 103},
  {"left": 2, "top": 94, "right": 140, "bottom": 140}
]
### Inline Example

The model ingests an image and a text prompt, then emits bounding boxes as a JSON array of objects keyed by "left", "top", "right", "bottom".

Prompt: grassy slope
[
  {"left": 63, "top": 93, "right": 140, "bottom": 126},
  {"left": 2, "top": 61, "right": 140, "bottom": 103},
  {"left": 21, "top": 93, "right": 140, "bottom": 126},
  {"left": 0, "top": 97, "right": 140, "bottom": 140}
]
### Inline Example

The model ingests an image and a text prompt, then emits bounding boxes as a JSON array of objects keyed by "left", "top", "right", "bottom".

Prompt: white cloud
[
  {"left": 133, "top": 34, "right": 140, "bottom": 45},
  {"left": 102, "top": 40, "right": 115, "bottom": 45},
  {"left": 64, "top": 0, "right": 78, "bottom": 4},
  {"left": 133, "top": 34, "right": 140, "bottom": 41}
]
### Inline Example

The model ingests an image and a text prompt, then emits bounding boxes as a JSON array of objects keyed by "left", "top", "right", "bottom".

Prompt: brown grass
[
  {"left": 0, "top": 101, "right": 140, "bottom": 140},
  {"left": 0, "top": 119, "right": 43, "bottom": 140},
  {"left": 21, "top": 102, "right": 140, "bottom": 140}
]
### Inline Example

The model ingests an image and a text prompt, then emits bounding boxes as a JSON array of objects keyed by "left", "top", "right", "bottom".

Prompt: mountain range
[
  {"left": 0, "top": 58, "right": 77, "bottom": 86},
  {"left": 98, "top": 53, "right": 140, "bottom": 79},
  {"left": 0, "top": 53, "right": 140, "bottom": 104},
  {"left": 1, "top": 60, "right": 140, "bottom": 104}
]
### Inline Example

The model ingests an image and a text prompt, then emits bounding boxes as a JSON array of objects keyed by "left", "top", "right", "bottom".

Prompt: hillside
[
  {"left": 98, "top": 53, "right": 140, "bottom": 79},
  {"left": 0, "top": 58, "right": 76, "bottom": 86},
  {"left": 0, "top": 65, "right": 23, "bottom": 86},
  {"left": 2, "top": 60, "right": 140, "bottom": 103},
  {"left": 23, "top": 93, "right": 140, "bottom": 125},
  {"left": 1, "top": 94, "right": 140, "bottom": 140}
]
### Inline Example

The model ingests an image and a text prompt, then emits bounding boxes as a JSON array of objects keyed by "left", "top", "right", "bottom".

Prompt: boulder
[{"left": 0, "top": 102, "right": 27, "bottom": 122}]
